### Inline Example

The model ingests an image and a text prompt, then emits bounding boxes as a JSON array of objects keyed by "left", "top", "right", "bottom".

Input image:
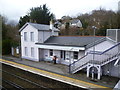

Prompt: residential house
[
  {"left": 19, "top": 22, "right": 120, "bottom": 79},
  {"left": 70, "top": 19, "right": 82, "bottom": 28}
]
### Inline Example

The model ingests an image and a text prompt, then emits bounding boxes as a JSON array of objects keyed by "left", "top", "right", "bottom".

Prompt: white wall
[
  {"left": 21, "top": 24, "right": 39, "bottom": 61},
  {"left": 86, "top": 41, "right": 115, "bottom": 54},
  {"left": 38, "top": 31, "right": 51, "bottom": 43},
  {"left": 21, "top": 23, "right": 59, "bottom": 62},
  {"left": 38, "top": 31, "right": 59, "bottom": 43}
]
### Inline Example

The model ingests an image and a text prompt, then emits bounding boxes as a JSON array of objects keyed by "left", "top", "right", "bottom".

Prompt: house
[
  {"left": 19, "top": 22, "right": 120, "bottom": 79},
  {"left": 70, "top": 19, "right": 82, "bottom": 28}
]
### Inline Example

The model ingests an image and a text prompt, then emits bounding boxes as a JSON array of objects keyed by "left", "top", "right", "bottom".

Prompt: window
[
  {"left": 61, "top": 51, "right": 66, "bottom": 60},
  {"left": 31, "top": 47, "right": 34, "bottom": 57},
  {"left": 74, "top": 52, "right": 78, "bottom": 59},
  {"left": 30, "top": 32, "right": 34, "bottom": 42},
  {"left": 63, "top": 51, "right": 66, "bottom": 60},
  {"left": 49, "top": 49, "right": 53, "bottom": 56},
  {"left": 25, "top": 47, "right": 28, "bottom": 56},
  {"left": 60, "top": 51, "right": 63, "bottom": 58},
  {"left": 24, "top": 32, "right": 27, "bottom": 41}
]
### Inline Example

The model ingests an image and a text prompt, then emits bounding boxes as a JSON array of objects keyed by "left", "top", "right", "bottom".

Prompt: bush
[{"left": 2, "top": 39, "right": 11, "bottom": 55}]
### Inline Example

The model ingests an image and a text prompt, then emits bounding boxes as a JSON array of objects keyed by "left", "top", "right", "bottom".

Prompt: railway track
[
  {"left": 1, "top": 69, "right": 51, "bottom": 89},
  {"left": 2, "top": 63, "right": 85, "bottom": 89},
  {"left": 2, "top": 78, "right": 24, "bottom": 90}
]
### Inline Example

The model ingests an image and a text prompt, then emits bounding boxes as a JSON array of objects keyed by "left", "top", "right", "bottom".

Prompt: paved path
[{"left": 1, "top": 55, "right": 119, "bottom": 89}]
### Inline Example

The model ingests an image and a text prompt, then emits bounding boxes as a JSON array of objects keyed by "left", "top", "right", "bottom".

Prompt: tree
[
  {"left": 117, "top": 11, "right": 120, "bottom": 29},
  {"left": 65, "top": 22, "right": 70, "bottom": 35},
  {"left": 19, "top": 15, "right": 30, "bottom": 28},
  {"left": 18, "top": 4, "right": 54, "bottom": 28},
  {"left": 1, "top": 15, "right": 19, "bottom": 55},
  {"left": 29, "top": 4, "right": 54, "bottom": 25}
]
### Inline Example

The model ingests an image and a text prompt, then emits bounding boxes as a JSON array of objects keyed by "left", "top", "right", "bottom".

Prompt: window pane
[
  {"left": 63, "top": 51, "right": 66, "bottom": 60},
  {"left": 24, "top": 32, "right": 27, "bottom": 41},
  {"left": 60, "top": 51, "right": 63, "bottom": 58},
  {"left": 30, "top": 32, "right": 34, "bottom": 41},
  {"left": 31, "top": 47, "right": 34, "bottom": 57},
  {"left": 74, "top": 52, "right": 78, "bottom": 59},
  {"left": 50, "top": 49, "right": 53, "bottom": 56},
  {"left": 25, "top": 47, "right": 28, "bottom": 56}
]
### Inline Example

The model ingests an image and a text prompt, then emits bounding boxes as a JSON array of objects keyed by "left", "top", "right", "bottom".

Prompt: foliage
[
  {"left": 60, "top": 8, "right": 119, "bottom": 36},
  {"left": 1, "top": 15, "right": 19, "bottom": 55},
  {"left": 19, "top": 15, "right": 30, "bottom": 28},
  {"left": 29, "top": 4, "right": 54, "bottom": 24},
  {"left": 19, "top": 4, "right": 54, "bottom": 28},
  {"left": 2, "top": 39, "right": 11, "bottom": 55},
  {"left": 117, "top": 11, "right": 120, "bottom": 29}
]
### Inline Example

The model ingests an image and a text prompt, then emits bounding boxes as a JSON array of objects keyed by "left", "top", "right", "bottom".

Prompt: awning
[{"left": 36, "top": 44, "right": 85, "bottom": 52}]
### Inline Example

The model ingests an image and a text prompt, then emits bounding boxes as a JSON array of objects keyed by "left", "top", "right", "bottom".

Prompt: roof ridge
[
  {"left": 58, "top": 35, "right": 106, "bottom": 37},
  {"left": 28, "top": 22, "right": 50, "bottom": 26}
]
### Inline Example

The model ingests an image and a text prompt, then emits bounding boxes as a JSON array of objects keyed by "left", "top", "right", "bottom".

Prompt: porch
[{"left": 38, "top": 48, "right": 85, "bottom": 65}]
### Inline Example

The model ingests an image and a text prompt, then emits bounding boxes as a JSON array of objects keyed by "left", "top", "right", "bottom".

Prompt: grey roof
[
  {"left": 19, "top": 22, "right": 59, "bottom": 32},
  {"left": 42, "top": 36, "right": 106, "bottom": 48},
  {"left": 71, "top": 19, "right": 80, "bottom": 24}
]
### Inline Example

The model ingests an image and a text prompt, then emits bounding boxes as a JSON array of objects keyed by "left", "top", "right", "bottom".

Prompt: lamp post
[
  {"left": 91, "top": 25, "right": 97, "bottom": 80},
  {"left": 16, "top": 34, "right": 22, "bottom": 61}
]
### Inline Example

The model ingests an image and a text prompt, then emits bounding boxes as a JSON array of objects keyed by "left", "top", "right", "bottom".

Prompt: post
[
  {"left": 19, "top": 37, "right": 22, "bottom": 61},
  {"left": 97, "top": 66, "right": 101, "bottom": 80},
  {"left": 92, "top": 23, "right": 97, "bottom": 80},
  {"left": 16, "top": 35, "right": 22, "bottom": 61},
  {"left": 87, "top": 65, "right": 90, "bottom": 78}
]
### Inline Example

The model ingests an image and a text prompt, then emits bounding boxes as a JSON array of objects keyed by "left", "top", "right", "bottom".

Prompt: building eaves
[{"left": 19, "top": 22, "right": 59, "bottom": 32}]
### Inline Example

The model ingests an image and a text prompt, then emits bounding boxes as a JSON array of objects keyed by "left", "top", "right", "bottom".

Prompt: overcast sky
[{"left": 0, "top": 0, "right": 119, "bottom": 23}]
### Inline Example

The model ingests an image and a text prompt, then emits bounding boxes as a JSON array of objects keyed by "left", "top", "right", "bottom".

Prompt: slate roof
[
  {"left": 41, "top": 36, "right": 106, "bottom": 48},
  {"left": 71, "top": 19, "right": 80, "bottom": 24},
  {"left": 19, "top": 22, "right": 59, "bottom": 32}
]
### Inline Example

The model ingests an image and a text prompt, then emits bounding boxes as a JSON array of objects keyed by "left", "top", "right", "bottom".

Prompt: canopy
[{"left": 36, "top": 44, "right": 85, "bottom": 52}]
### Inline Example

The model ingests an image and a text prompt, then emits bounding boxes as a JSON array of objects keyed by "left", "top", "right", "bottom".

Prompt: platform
[{"left": 0, "top": 56, "right": 119, "bottom": 89}]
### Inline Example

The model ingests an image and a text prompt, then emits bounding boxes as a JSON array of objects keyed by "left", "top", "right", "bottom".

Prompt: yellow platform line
[{"left": 0, "top": 59, "right": 111, "bottom": 89}]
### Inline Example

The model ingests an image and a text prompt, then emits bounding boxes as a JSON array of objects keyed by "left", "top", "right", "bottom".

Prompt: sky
[{"left": 0, "top": 0, "right": 119, "bottom": 23}]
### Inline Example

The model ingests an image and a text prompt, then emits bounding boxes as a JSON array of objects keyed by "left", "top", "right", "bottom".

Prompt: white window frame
[
  {"left": 24, "top": 32, "right": 27, "bottom": 41},
  {"left": 31, "top": 47, "right": 34, "bottom": 57},
  {"left": 30, "top": 32, "right": 34, "bottom": 42},
  {"left": 25, "top": 47, "right": 28, "bottom": 56}
]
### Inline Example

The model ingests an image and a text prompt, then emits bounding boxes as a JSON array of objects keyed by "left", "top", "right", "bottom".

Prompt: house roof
[
  {"left": 71, "top": 19, "right": 80, "bottom": 24},
  {"left": 37, "top": 36, "right": 106, "bottom": 48},
  {"left": 19, "top": 22, "right": 59, "bottom": 32}
]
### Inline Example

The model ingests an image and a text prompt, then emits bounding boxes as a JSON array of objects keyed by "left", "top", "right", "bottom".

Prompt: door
[
  {"left": 60, "top": 50, "right": 66, "bottom": 60},
  {"left": 39, "top": 48, "right": 44, "bottom": 61}
]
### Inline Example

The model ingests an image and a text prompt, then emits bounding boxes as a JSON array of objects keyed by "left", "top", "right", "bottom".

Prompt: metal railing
[{"left": 69, "top": 42, "right": 120, "bottom": 73}]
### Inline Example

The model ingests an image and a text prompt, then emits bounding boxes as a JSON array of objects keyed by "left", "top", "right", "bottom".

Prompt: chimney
[{"left": 50, "top": 20, "right": 54, "bottom": 36}]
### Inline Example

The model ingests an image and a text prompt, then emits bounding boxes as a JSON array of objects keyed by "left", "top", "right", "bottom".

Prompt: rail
[
  {"left": 1, "top": 69, "right": 51, "bottom": 90},
  {"left": 69, "top": 42, "right": 120, "bottom": 73}
]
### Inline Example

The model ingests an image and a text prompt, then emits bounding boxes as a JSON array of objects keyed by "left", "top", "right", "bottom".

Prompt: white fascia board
[
  {"left": 19, "top": 23, "right": 38, "bottom": 32},
  {"left": 19, "top": 23, "right": 29, "bottom": 32},
  {"left": 36, "top": 44, "right": 85, "bottom": 51}
]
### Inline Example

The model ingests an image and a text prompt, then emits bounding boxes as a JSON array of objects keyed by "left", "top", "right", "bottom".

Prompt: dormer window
[
  {"left": 30, "top": 32, "right": 34, "bottom": 42},
  {"left": 24, "top": 32, "right": 27, "bottom": 41}
]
